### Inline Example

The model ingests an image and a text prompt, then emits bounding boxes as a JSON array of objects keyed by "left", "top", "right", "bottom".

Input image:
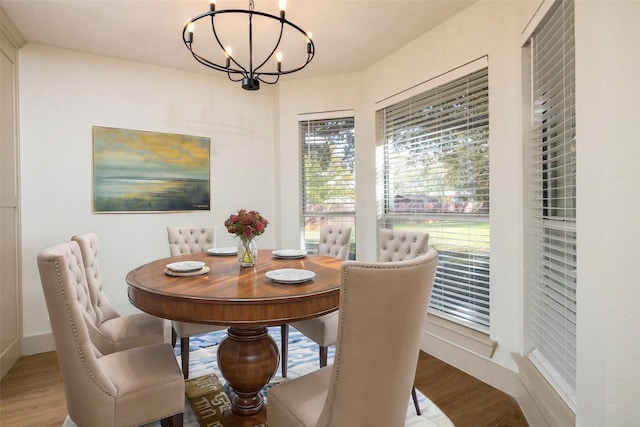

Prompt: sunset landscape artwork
[{"left": 93, "top": 126, "right": 210, "bottom": 212}]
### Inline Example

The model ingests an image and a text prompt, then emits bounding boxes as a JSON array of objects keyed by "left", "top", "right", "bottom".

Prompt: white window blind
[
  {"left": 376, "top": 68, "right": 490, "bottom": 331},
  {"left": 524, "top": 0, "right": 577, "bottom": 409},
  {"left": 300, "top": 116, "right": 355, "bottom": 257}
]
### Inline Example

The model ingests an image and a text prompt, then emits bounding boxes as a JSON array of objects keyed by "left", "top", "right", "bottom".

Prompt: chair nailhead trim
[{"left": 54, "top": 259, "right": 112, "bottom": 397}]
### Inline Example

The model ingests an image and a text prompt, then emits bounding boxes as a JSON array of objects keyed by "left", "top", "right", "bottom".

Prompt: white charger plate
[
  {"left": 207, "top": 247, "right": 238, "bottom": 256},
  {"left": 272, "top": 249, "right": 307, "bottom": 259},
  {"left": 166, "top": 261, "right": 206, "bottom": 272},
  {"left": 165, "top": 266, "right": 210, "bottom": 277},
  {"left": 266, "top": 268, "right": 316, "bottom": 284}
]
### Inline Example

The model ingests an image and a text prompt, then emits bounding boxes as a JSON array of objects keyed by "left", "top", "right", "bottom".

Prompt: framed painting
[{"left": 93, "top": 126, "right": 210, "bottom": 212}]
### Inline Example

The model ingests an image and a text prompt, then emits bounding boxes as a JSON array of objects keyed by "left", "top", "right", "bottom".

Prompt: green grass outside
[
  {"left": 303, "top": 219, "right": 490, "bottom": 253},
  {"left": 392, "top": 221, "right": 490, "bottom": 252}
]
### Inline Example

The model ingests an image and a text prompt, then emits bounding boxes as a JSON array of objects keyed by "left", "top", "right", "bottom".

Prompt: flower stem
[{"left": 240, "top": 238, "right": 256, "bottom": 265}]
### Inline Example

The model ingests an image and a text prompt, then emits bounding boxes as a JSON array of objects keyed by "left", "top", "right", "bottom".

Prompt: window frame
[
  {"left": 523, "top": 0, "right": 577, "bottom": 411},
  {"left": 376, "top": 59, "right": 491, "bottom": 332},
  {"left": 298, "top": 111, "right": 356, "bottom": 257}
]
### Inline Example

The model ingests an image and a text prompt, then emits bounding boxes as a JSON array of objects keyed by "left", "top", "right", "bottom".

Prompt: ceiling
[{"left": 1, "top": 0, "right": 477, "bottom": 82}]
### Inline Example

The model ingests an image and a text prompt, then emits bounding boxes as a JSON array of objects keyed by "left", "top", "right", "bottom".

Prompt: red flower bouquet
[
  {"left": 224, "top": 209, "right": 269, "bottom": 240},
  {"left": 224, "top": 209, "right": 269, "bottom": 266}
]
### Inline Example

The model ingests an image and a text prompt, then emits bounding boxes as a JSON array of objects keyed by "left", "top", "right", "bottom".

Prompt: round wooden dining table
[{"left": 126, "top": 249, "right": 342, "bottom": 426}]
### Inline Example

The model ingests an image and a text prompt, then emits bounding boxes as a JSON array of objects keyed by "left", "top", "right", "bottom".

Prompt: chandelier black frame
[{"left": 182, "top": 0, "right": 315, "bottom": 91}]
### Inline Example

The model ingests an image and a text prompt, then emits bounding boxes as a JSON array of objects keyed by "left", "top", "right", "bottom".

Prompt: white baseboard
[
  {"left": 1, "top": 338, "right": 21, "bottom": 378},
  {"left": 420, "top": 329, "right": 519, "bottom": 397},
  {"left": 512, "top": 353, "right": 575, "bottom": 427},
  {"left": 21, "top": 332, "right": 56, "bottom": 355},
  {"left": 20, "top": 321, "right": 172, "bottom": 357}
]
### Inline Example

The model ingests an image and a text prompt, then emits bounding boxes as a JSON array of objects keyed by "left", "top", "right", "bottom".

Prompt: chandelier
[{"left": 182, "top": 0, "right": 315, "bottom": 91}]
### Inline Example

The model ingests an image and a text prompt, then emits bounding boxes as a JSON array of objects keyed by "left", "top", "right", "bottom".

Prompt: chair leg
[
  {"left": 411, "top": 386, "right": 421, "bottom": 415},
  {"left": 319, "top": 346, "right": 328, "bottom": 368},
  {"left": 180, "top": 337, "right": 189, "bottom": 379},
  {"left": 281, "top": 324, "right": 289, "bottom": 378},
  {"left": 171, "top": 327, "right": 177, "bottom": 347},
  {"left": 161, "top": 412, "right": 183, "bottom": 427}
]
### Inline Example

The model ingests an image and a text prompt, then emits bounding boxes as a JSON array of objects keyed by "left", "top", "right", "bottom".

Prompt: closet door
[{"left": 1, "top": 8, "right": 24, "bottom": 378}]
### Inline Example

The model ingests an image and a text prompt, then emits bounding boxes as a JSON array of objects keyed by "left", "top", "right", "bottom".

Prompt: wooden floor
[
  {"left": 414, "top": 352, "right": 528, "bottom": 426},
  {"left": 1, "top": 350, "right": 528, "bottom": 427},
  {"left": 1, "top": 352, "right": 67, "bottom": 427}
]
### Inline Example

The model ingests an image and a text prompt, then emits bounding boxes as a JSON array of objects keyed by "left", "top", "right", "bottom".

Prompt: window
[
  {"left": 524, "top": 0, "right": 577, "bottom": 410},
  {"left": 376, "top": 67, "right": 490, "bottom": 331},
  {"left": 300, "top": 113, "right": 355, "bottom": 257}
]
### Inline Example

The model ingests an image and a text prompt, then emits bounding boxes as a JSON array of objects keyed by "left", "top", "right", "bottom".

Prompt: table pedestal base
[{"left": 218, "top": 326, "right": 279, "bottom": 426}]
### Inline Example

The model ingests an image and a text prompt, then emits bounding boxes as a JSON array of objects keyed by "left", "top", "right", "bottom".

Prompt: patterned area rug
[
  {"left": 63, "top": 327, "right": 453, "bottom": 427},
  {"left": 184, "top": 373, "right": 229, "bottom": 426}
]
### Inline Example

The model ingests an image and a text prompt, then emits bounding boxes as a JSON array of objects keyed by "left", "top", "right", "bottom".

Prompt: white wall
[
  {"left": 574, "top": 1, "right": 640, "bottom": 425},
  {"left": 19, "top": 45, "right": 278, "bottom": 349}
]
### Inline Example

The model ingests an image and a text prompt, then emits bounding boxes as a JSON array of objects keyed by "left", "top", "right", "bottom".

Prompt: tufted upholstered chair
[
  {"left": 317, "top": 225, "right": 352, "bottom": 260},
  {"left": 280, "top": 226, "right": 352, "bottom": 377},
  {"left": 71, "top": 232, "right": 165, "bottom": 355},
  {"left": 37, "top": 241, "right": 184, "bottom": 427},
  {"left": 378, "top": 228, "right": 430, "bottom": 262},
  {"left": 166, "top": 226, "right": 226, "bottom": 378},
  {"left": 267, "top": 247, "right": 439, "bottom": 427},
  {"left": 167, "top": 225, "right": 215, "bottom": 256}
]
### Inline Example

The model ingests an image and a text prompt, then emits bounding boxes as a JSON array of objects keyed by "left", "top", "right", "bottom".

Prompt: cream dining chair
[
  {"left": 267, "top": 247, "right": 439, "bottom": 426},
  {"left": 378, "top": 228, "right": 430, "bottom": 414},
  {"left": 281, "top": 225, "right": 352, "bottom": 377},
  {"left": 167, "top": 226, "right": 227, "bottom": 379},
  {"left": 285, "top": 227, "right": 429, "bottom": 414},
  {"left": 71, "top": 232, "right": 165, "bottom": 355},
  {"left": 37, "top": 241, "right": 185, "bottom": 427}
]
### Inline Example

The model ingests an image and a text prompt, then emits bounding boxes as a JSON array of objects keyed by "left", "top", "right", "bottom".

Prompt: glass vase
[{"left": 238, "top": 238, "right": 258, "bottom": 267}]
